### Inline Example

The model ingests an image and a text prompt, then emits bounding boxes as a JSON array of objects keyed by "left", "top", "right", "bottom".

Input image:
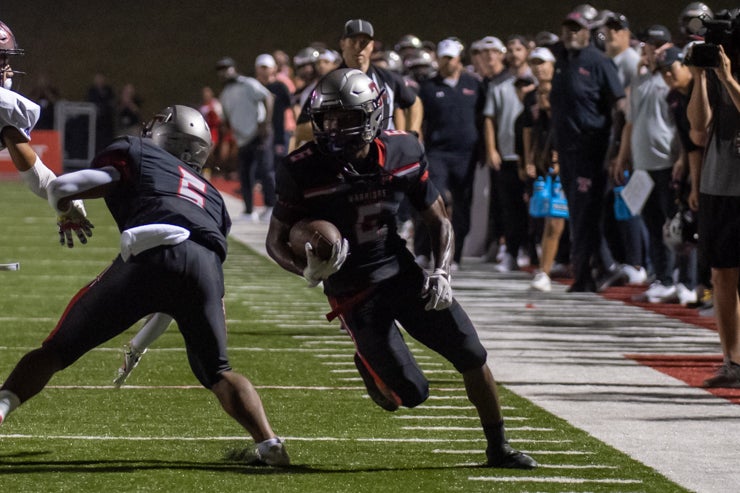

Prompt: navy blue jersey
[
  {"left": 417, "top": 71, "right": 485, "bottom": 152},
  {"left": 92, "top": 136, "right": 231, "bottom": 261},
  {"left": 550, "top": 43, "right": 624, "bottom": 152},
  {"left": 274, "top": 130, "right": 439, "bottom": 295}
]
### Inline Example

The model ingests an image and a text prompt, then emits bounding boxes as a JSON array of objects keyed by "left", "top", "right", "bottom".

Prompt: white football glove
[
  {"left": 423, "top": 268, "right": 453, "bottom": 311},
  {"left": 303, "top": 238, "right": 349, "bottom": 288},
  {"left": 57, "top": 200, "right": 94, "bottom": 248}
]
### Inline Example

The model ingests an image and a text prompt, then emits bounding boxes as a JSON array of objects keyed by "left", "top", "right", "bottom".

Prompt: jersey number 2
[{"left": 178, "top": 166, "right": 206, "bottom": 208}]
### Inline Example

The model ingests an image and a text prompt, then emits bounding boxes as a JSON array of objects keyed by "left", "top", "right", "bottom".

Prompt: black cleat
[{"left": 487, "top": 443, "right": 538, "bottom": 469}]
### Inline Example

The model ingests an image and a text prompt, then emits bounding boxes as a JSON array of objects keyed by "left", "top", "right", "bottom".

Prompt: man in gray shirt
[{"left": 216, "top": 57, "right": 274, "bottom": 221}]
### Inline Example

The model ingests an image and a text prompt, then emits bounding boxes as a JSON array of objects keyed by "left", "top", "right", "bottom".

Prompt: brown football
[{"left": 289, "top": 218, "right": 342, "bottom": 261}]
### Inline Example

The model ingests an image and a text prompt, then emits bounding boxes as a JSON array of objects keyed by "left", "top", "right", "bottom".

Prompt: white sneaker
[
  {"left": 645, "top": 282, "right": 678, "bottom": 304},
  {"left": 531, "top": 271, "right": 552, "bottom": 292},
  {"left": 113, "top": 344, "right": 147, "bottom": 388},
  {"left": 622, "top": 265, "right": 648, "bottom": 285},
  {"left": 256, "top": 437, "right": 290, "bottom": 466},
  {"left": 494, "top": 253, "right": 517, "bottom": 272},
  {"left": 676, "top": 283, "right": 698, "bottom": 305}
]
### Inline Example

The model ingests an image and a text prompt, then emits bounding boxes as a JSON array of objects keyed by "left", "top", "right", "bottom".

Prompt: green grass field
[{"left": 0, "top": 181, "right": 689, "bottom": 492}]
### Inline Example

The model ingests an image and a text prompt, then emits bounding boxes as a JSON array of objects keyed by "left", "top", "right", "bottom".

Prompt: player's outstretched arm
[{"left": 47, "top": 167, "right": 120, "bottom": 247}]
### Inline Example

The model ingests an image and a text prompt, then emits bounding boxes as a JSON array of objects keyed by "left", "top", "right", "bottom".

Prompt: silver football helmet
[
  {"left": 680, "top": 2, "right": 714, "bottom": 35},
  {"left": 142, "top": 105, "right": 212, "bottom": 172},
  {"left": 309, "top": 68, "right": 384, "bottom": 156}
]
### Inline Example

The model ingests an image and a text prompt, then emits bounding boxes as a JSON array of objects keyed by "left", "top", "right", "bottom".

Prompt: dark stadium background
[{"left": 3, "top": 0, "right": 738, "bottom": 117}]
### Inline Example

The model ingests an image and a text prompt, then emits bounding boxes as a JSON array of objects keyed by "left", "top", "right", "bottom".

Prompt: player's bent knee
[{"left": 398, "top": 381, "right": 429, "bottom": 408}]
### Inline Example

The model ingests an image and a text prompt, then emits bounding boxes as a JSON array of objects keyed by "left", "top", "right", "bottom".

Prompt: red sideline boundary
[{"left": 626, "top": 354, "right": 740, "bottom": 404}]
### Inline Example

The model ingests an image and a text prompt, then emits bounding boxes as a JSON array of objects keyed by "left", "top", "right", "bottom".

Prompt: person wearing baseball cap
[
  {"left": 612, "top": 20, "right": 688, "bottom": 304},
  {"left": 641, "top": 24, "right": 673, "bottom": 48},
  {"left": 342, "top": 18, "right": 374, "bottom": 39},
  {"left": 473, "top": 36, "right": 507, "bottom": 84},
  {"left": 549, "top": 6, "right": 626, "bottom": 292},
  {"left": 292, "top": 18, "right": 422, "bottom": 150},
  {"left": 415, "top": 36, "right": 486, "bottom": 270}
]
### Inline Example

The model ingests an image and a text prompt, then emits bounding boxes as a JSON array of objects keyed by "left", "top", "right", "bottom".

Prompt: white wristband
[{"left": 19, "top": 156, "right": 56, "bottom": 200}]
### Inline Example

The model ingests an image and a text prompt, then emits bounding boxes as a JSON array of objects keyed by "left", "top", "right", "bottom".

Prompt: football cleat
[
  {"left": 113, "top": 344, "right": 146, "bottom": 388},
  {"left": 255, "top": 437, "right": 290, "bottom": 466},
  {"left": 486, "top": 443, "right": 538, "bottom": 469}
]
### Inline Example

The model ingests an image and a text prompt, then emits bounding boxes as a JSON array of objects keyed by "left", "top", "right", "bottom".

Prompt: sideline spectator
[
  {"left": 255, "top": 53, "right": 292, "bottom": 222},
  {"left": 482, "top": 35, "right": 532, "bottom": 272},
  {"left": 415, "top": 38, "right": 486, "bottom": 270},
  {"left": 613, "top": 25, "right": 683, "bottom": 303},
  {"left": 86, "top": 72, "right": 116, "bottom": 152},
  {"left": 687, "top": 43, "right": 740, "bottom": 387},
  {"left": 27, "top": 73, "right": 60, "bottom": 130},
  {"left": 116, "top": 82, "right": 142, "bottom": 136},
  {"left": 216, "top": 56, "right": 274, "bottom": 221},
  {"left": 550, "top": 7, "right": 625, "bottom": 292}
]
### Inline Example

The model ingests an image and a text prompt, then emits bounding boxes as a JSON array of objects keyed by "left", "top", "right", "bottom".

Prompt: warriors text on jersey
[
  {"left": 274, "top": 130, "right": 439, "bottom": 295},
  {"left": 92, "top": 136, "right": 231, "bottom": 261}
]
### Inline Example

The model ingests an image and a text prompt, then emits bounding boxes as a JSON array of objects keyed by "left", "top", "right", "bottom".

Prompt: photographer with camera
[{"left": 686, "top": 10, "right": 740, "bottom": 387}]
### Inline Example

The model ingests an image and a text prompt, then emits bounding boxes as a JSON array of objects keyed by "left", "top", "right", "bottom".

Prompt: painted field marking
[
  {"left": 402, "top": 426, "right": 553, "bottom": 432},
  {"left": 468, "top": 476, "right": 641, "bottom": 485},
  {"left": 434, "top": 449, "right": 591, "bottom": 455}
]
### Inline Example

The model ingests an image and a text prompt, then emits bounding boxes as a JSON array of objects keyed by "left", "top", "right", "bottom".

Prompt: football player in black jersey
[
  {"left": 0, "top": 106, "right": 289, "bottom": 466},
  {"left": 266, "top": 69, "right": 537, "bottom": 469}
]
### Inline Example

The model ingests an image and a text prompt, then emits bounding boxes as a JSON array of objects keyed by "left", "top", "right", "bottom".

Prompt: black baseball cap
[
  {"left": 605, "top": 12, "right": 630, "bottom": 30},
  {"left": 656, "top": 46, "right": 684, "bottom": 70},
  {"left": 641, "top": 25, "right": 672, "bottom": 46},
  {"left": 342, "top": 19, "right": 374, "bottom": 39},
  {"left": 215, "top": 57, "right": 236, "bottom": 70}
]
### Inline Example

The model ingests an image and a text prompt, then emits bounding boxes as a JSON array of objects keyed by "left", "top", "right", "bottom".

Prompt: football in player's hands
[{"left": 289, "top": 218, "right": 342, "bottom": 261}]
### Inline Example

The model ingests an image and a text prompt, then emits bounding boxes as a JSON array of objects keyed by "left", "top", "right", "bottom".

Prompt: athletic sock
[
  {"left": 0, "top": 389, "right": 21, "bottom": 424},
  {"left": 483, "top": 420, "right": 508, "bottom": 456}
]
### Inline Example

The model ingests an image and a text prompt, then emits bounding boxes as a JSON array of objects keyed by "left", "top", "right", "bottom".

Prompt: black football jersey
[
  {"left": 92, "top": 137, "right": 231, "bottom": 261},
  {"left": 274, "top": 130, "right": 439, "bottom": 295}
]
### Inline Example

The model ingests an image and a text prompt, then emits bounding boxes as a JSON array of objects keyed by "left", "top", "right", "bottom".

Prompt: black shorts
[
  {"left": 330, "top": 266, "right": 487, "bottom": 407},
  {"left": 43, "top": 241, "right": 230, "bottom": 388},
  {"left": 699, "top": 193, "right": 740, "bottom": 269}
]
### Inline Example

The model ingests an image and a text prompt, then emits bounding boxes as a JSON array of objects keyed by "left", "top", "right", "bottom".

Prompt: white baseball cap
[
  {"left": 255, "top": 53, "right": 276, "bottom": 68},
  {"left": 528, "top": 47, "right": 555, "bottom": 63},
  {"left": 437, "top": 38, "right": 464, "bottom": 58},
  {"left": 477, "top": 36, "right": 506, "bottom": 53}
]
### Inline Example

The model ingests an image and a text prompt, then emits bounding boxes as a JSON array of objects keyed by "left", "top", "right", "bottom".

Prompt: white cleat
[
  {"left": 113, "top": 344, "right": 147, "bottom": 388},
  {"left": 255, "top": 437, "right": 290, "bottom": 466}
]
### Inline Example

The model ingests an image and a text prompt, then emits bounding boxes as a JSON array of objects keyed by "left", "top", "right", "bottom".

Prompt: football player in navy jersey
[
  {"left": 266, "top": 69, "right": 537, "bottom": 469},
  {"left": 0, "top": 106, "right": 289, "bottom": 466}
]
